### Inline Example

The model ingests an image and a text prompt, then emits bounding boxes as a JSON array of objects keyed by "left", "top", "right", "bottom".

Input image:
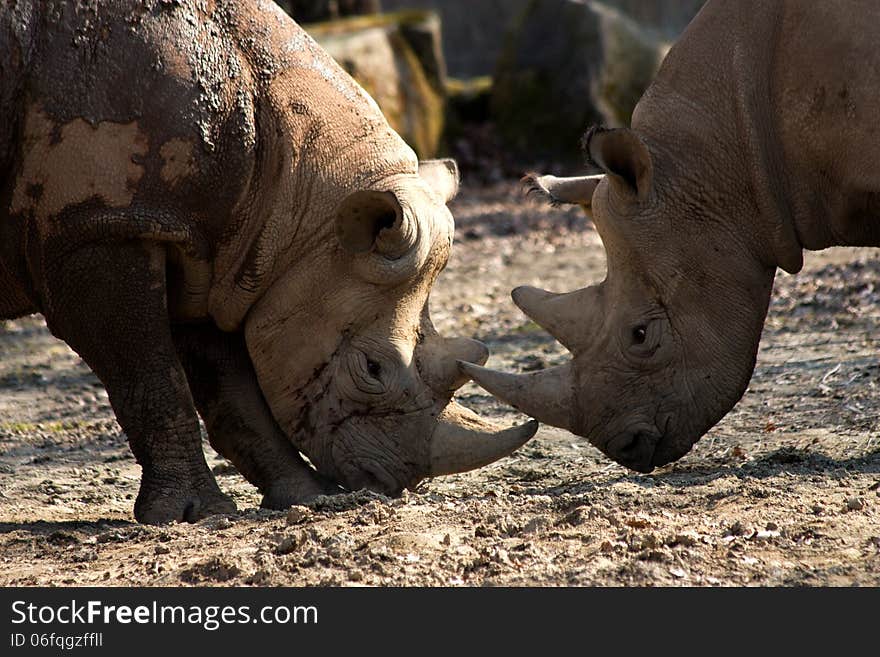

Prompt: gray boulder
[
  {"left": 382, "top": 0, "right": 530, "bottom": 78},
  {"left": 491, "top": 0, "right": 676, "bottom": 161}
]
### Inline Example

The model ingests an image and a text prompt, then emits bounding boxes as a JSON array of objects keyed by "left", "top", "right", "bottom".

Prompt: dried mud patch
[{"left": 1, "top": 182, "right": 879, "bottom": 586}]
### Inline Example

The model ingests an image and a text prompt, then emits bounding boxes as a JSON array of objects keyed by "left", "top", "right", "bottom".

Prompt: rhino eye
[
  {"left": 632, "top": 325, "right": 648, "bottom": 344},
  {"left": 366, "top": 358, "right": 382, "bottom": 379}
]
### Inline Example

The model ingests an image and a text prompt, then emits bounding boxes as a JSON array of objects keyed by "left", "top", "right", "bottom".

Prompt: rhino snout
[{"left": 604, "top": 426, "right": 661, "bottom": 473}]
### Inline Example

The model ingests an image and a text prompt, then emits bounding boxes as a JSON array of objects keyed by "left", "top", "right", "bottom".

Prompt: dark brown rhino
[
  {"left": 0, "top": 0, "right": 535, "bottom": 523},
  {"left": 462, "top": 0, "right": 880, "bottom": 472}
]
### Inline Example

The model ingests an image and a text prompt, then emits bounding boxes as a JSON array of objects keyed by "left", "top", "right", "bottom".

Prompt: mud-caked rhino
[
  {"left": 463, "top": 0, "right": 880, "bottom": 472},
  {"left": 0, "top": 0, "right": 536, "bottom": 523}
]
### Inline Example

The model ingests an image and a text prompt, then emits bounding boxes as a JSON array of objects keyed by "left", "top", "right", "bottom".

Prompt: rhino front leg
[
  {"left": 172, "top": 324, "right": 338, "bottom": 509},
  {"left": 42, "top": 240, "right": 235, "bottom": 524}
]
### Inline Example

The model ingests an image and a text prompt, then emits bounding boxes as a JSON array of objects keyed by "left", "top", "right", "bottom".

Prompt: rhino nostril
[
  {"left": 608, "top": 430, "right": 659, "bottom": 473},
  {"left": 614, "top": 433, "right": 640, "bottom": 456}
]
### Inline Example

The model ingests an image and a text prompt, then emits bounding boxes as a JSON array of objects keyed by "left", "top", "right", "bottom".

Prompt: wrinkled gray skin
[
  {"left": 463, "top": 0, "right": 880, "bottom": 472},
  {"left": 0, "top": 0, "right": 534, "bottom": 524}
]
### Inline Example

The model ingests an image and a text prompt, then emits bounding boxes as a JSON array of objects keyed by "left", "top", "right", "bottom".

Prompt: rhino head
[
  {"left": 462, "top": 127, "right": 778, "bottom": 472},
  {"left": 244, "top": 159, "right": 537, "bottom": 494}
]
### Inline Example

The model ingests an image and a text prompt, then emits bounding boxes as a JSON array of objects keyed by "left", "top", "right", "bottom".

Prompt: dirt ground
[{"left": 1, "top": 181, "right": 878, "bottom": 587}]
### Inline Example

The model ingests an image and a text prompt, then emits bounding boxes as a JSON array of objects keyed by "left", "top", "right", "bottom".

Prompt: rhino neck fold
[
  {"left": 206, "top": 19, "right": 417, "bottom": 331},
  {"left": 728, "top": 4, "right": 803, "bottom": 276}
]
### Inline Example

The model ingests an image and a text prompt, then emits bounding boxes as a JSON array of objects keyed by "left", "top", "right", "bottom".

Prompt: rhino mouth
[
  {"left": 322, "top": 400, "right": 538, "bottom": 495},
  {"left": 344, "top": 460, "right": 408, "bottom": 496}
]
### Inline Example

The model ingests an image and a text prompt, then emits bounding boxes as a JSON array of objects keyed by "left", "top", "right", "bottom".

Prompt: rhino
[
  {"left": 0, "top": 0, "right": 536, "bottom": 524},
  {"left": 461, "top": 0, "right": 880, "bottom": 473}
]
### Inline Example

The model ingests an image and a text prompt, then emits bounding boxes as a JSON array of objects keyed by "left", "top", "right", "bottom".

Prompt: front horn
[
  {"left": 458, "top": 361, "right": 575, "bottom": 432},
  {"left": 428, "top": 401, "right": 538, "bottom": 477},
  {"left": 512, "top": 285, "right": 596, "bottom": 353}
]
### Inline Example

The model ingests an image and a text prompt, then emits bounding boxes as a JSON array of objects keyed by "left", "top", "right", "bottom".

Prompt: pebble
[
  {"left": 276, "top": 534, "right": 302, "bottom": 555},
  {"left": 668, "top": 532, "right": 699, "bottom": 548},
  {"left": 725, "top": 521, "right": 752, "bottom": 537},
  {"left": 521, "top": 517, "right": 550, "bottom": 535},
  {"left": 845, "top": 497, "right": 865, "bottom": 511},
  {"left": 286, "top": 506, "right": 311, "bottom": 525},
  {"left": 561, "top": 507, "right": 590, "bottom": 527},
  {"left": 199, "top": 515, "right": 232, "bottom": 531}
]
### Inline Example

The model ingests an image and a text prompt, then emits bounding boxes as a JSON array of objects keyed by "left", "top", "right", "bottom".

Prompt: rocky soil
[{"left": 1, "top": 181, "right": 878, "bottom": 587}]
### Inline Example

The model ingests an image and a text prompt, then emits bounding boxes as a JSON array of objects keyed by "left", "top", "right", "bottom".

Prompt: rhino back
[
  {"left": 772, "top": 0, "right": 880, "bottom": 249},
  {"left": 634, "top": 0, "right": 880, "bottom": 257},
  {"left": 8, "top": 1, "right": 259, "bottom": 244}
]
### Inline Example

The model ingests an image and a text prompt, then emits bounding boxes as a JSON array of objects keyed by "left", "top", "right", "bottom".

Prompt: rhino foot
[
  {"left": 134, "top": 476, "right": 236, "bottom": 525},
  {"left": 260, "top": 475, "right": 340, "bottom": 510}
]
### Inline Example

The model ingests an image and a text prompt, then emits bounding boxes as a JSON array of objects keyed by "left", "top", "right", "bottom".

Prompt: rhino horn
[
  {"left": 512, "top": 285, "right": 593, "bottom": 353},
  {"left": 521, "top": 173, "right": 603, "bottom": 215},
  {"left": 419, "top": 335, "right": 490, "bottom": 394},
  {"left": 428, "top": 401, "right": 538, "bottom": 477},
  {"left": 458, "top": 361, "right": 574, "bottom": 432}
]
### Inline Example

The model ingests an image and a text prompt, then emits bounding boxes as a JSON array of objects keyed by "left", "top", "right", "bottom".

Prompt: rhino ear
[
  {"left": 582, "top": 127, "right": 653, "bottom": 200},
  {"left": 335, "top": 190, "right": 406, "bottom": 255},
  {"left": 418, "top": 159, "right": 460, "bottom": 203}
]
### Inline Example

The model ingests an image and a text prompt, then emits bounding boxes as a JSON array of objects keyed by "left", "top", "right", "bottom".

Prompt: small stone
[
  {"left": 441, "top": 533, "right": 451, "bottom": 546},
  {"left": 725, "top": 521, "right": 750, "bottom": 537},
  {"left": 276, "top": 533, "right": 303, "bottom": 555},
  {"left": 286, "top": 506, "right": 311, "bottom": 525},
  {"left": 765, "top": 521, "right": 779, "bottom": 531},
  {"left": 199, "top": 515, "right": 232, "bottom": 531},
  {"left": 561, "top": 507, "right": 590, "bottom": 527},
  {"left": 845, "top": 497, "right": 865, "bottom": 511},
  {"left": 521, "top": 517, "right": 550, "bottom": 535},
  {"left": 154, "top": 545, "right": 171, "bottom": 555},
  {"left": 347, "top": 569, "right": 364, "bottom": 582},
  {"left": 754, "top": 529, "right": 780, "bottom": 541}
]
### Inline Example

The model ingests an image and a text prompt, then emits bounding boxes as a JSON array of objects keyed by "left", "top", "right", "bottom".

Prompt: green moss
[
  {"left": 446, "top": 76, "right": 493, "bottom": 97},
  {"left": 305, "top": 10, "right": 434, "bottom": 36},
  {"left": 0, "top": 420, "right": 87, "bottom": 434}
]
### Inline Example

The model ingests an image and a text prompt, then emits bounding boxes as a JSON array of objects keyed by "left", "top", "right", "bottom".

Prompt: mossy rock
[
  {"left": 491, "top": 0, "right": 664, "bottom": 162},
  {"left": 446, "top": 76, "right": 493, "bottom": 125},
  {"left": 306, "top": 11, "right": 446, "bottom": 157},
  {"left": 274, "top": 1, "right": 382, "bottom": 24},
  {"left": 381, "top": 0, "right": 531, "bottom": 78}
]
